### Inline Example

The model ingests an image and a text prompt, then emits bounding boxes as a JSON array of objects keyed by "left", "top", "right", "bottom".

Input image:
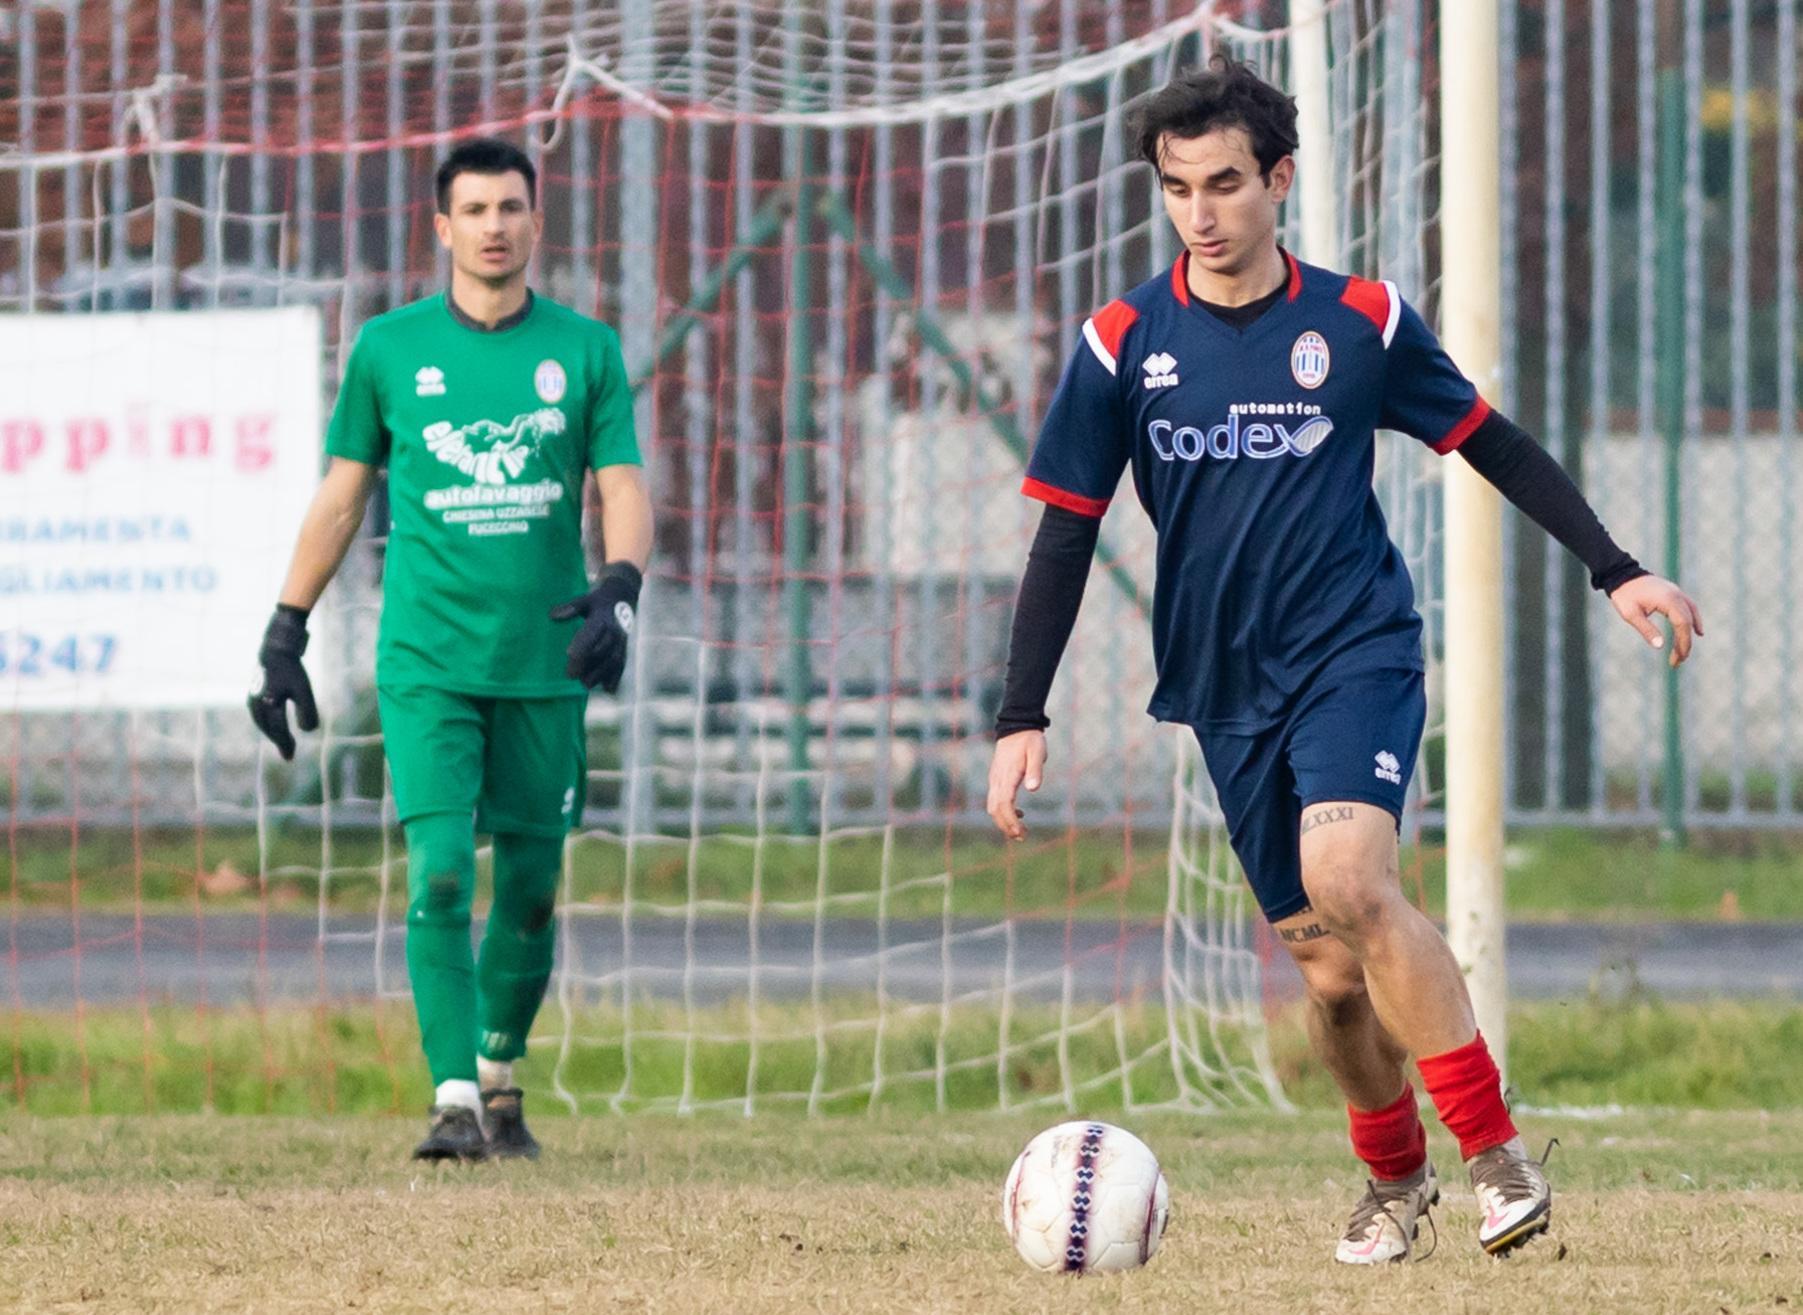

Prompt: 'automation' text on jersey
[{"left": 1023, "top": 251, "right": 1488, "bottom": 730}]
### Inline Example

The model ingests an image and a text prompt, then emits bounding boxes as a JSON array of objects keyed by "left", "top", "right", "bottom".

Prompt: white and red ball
[{"left": 1001, "top": 1121, "right": 1170, "bottom": 1273}]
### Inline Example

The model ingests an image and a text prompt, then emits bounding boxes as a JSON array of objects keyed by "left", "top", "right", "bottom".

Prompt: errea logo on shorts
[
  {"left": 415, "top": 366, "right": 446, "bottom": 397},
  {"left": 1374, "top": 750, "right": 1403, "bottom": 785},
  {"left": 1142, "top": 352, "right": 1179, "bottom": 389}
]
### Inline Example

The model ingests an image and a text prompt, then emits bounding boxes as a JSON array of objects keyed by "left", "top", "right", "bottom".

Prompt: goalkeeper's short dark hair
[
  {"left": 435, "top": 137, "right": 537, "bottom": 213},
  {"left": 1129, "top": 56, "right": 1300, "bottom": 179}
]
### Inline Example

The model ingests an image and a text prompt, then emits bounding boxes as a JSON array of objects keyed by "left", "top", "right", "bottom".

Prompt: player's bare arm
[
  {"left": 277, "top": 456, "right": 378, "bottom": 609},
  {"left": 595, "top": 462, "right": 653, "bottom": 570}
]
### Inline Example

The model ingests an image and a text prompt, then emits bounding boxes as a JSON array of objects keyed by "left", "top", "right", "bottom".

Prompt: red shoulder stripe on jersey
[
  {"left": 1284, "top": 249, "right": 1302, "bottom": 301},
  {"left": 1341, "top": 275, "right": 1391, "bottom": 333},
  {"left": 1022, "top": 477, "right": 1110, "bottom": 519},
  {"left": 1089, "top": 299, "right": 1140, "bottom": 363},
  {"left": 1170, "top": 254, "right": 1190, "bottom": 306},
  {"left": 1432, "top": 396, "right": 1492, "bottom": 455}
]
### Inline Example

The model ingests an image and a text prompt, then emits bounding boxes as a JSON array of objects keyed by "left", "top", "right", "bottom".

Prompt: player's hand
[
  {"left": 551, "top": 561, "right": 642, "bottom": 694},
  {"left": 1610, "top": 574, "right": 1704, "bottom": 668},
  {"left": 987, "top": 729, "right": 1047, "bottom": 842},
  {"left": 247, "top": 605, "right": 318, "bottom": 761}
]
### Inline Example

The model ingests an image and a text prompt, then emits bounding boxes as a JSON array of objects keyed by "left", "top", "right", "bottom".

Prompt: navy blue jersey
[{"left": 1024, "top": 251, "right": 1488, "bottom": 730}]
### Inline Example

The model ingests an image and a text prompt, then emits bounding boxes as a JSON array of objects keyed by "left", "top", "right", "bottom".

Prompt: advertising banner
[{"left": 1, "top": 306, "right": 323, "bottom": 709}]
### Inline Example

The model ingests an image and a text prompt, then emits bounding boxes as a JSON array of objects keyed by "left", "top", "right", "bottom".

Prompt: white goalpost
[
  {"left": 1294, "top": 0, "right": 1511, "bottom": 1073},
  {"left": 1438, "top": 0, "right": 1511, "bottom": 1070}
]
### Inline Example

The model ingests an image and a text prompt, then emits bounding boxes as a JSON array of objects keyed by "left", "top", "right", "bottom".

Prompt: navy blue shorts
[{"left": 1192, "top": 669, "right": 1426, "bottom": 924}]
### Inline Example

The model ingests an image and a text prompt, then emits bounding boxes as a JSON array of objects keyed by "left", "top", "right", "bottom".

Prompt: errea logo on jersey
[
  {"left": 1374, "top": 750, "right": 1403, "bottom": 785},
  {"left": 415, "top": 366, "right": 446, "bottom": 397},
  {"left": 1142, "top": 352, "right": 1179, "bottom": 390}
]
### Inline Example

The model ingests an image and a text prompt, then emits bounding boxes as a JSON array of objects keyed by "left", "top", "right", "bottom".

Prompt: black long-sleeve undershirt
[
  {"left": 1457, "top": 410, "right": 1647, "bottom": 593},
  {"left": 993, "top": 408, "right": 1648, "bottom": 739},
  {"left": 993, "top": 504, "right": 1101, "bottom": 739}
]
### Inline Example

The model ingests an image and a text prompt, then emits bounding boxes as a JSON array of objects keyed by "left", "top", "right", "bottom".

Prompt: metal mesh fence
[
  {"left": 1502, "top": 0, "right": 1799, "bottom": 831},
  {"left": 3, "top": 0, "right": 1426, "bottom": 842},
  {"left": 4, "top": 0, "right": 1788, "bottom": 839}
]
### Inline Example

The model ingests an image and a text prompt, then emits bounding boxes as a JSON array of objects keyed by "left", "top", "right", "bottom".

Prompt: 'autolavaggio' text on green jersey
[{"left": 325, "top": 292, "right": 641, "bottom": 695}]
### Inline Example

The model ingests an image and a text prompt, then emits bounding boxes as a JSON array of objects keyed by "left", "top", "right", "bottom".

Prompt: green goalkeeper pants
[
  {"left": 379, "top": 684, "right": 586, "bottom": 1086},
  {"left": 404, "top": 814, "right": 563, "bottom": 1084}
]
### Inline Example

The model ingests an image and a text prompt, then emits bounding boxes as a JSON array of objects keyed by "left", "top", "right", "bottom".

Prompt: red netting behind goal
[{"left": 4, "top": 0, "right": 1437, "bottom": 1116}]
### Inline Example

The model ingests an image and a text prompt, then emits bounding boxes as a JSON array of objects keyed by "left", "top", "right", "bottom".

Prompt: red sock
[
  {"left": 1416, "top": 1031, "right": 1518, "bottom": 1160},
  {"left": 1348, "top": 1082, "right": 1428, "bottom": 1181}
]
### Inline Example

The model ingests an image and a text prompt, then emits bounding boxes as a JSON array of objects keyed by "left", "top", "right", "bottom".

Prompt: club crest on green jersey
[
  {"left": 535, "top": 359, "right": 567, "bottom": 403},
  {"left": 422, "top": 406, "right": 565, "bottom": 486}
]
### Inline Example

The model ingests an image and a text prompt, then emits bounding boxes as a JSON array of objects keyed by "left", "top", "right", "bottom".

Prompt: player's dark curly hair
[
  {"left": 435, "top": 137, "right": 537, "bottom": 213},
  {"left": 1129, "top": 56, "right": 1299, "bottom": 179}
]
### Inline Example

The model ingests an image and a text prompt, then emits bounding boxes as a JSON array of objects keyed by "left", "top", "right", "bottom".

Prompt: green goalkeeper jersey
[{"left": 325, "top": 291, "right": 642, "bottom": 696}]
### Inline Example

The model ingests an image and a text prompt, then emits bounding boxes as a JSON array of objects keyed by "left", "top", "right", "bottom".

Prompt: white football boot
[
  {"left": 1467, "top": 1136, "right": 1552, "bottom": 1255},
  {"left": 1334, "top": 1161, "right": 1439, "bottom": 1264}
]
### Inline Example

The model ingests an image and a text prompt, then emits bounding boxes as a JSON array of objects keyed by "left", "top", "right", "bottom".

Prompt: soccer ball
[{"left": 1001, "top": 1120, "right": 1170, "bottom": 1273}]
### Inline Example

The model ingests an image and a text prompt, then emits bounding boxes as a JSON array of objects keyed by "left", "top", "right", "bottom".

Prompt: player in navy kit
[{"left": 987, "top": 59, "right": 1702, "bottom": 1264}]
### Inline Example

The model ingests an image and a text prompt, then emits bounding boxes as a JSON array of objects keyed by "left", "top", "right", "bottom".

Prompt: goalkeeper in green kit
[{"left": 249, "top": 139, "right": 653, "bottom": 1162}]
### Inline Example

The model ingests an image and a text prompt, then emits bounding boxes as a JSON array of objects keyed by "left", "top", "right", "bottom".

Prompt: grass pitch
[
  {"left": 2, "top": 1108, "right": 1801, "bottom": 1313},
  {"left": 12, "top": 997, "right": 1803, "bottom": 1117},
  {"left": 13, "top": 822, "right": 1803, "bottom": 921}
]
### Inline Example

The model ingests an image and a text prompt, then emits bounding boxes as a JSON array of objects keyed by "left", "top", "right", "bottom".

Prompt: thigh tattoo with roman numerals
[{"left": 1299, "top": 804, "right": 1356, "bottom": 836}]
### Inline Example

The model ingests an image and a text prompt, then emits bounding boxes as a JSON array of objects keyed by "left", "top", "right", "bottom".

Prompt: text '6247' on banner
[{"left": 0, "top": 306, "right": 323, "bottom": 710}]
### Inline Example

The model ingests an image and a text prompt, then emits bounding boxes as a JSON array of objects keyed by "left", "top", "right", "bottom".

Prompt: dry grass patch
[{"left": 1, "top": 1112, "right": 1801, "bottom": 1313}]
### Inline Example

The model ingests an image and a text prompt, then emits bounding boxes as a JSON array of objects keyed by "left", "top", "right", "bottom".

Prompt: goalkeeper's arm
[
  {"left": 277, "top": 457, "right": 379, "bottom": 610},
  {"left": 248, "top": 458, "right": 378, "bottom": 759},
  {"left": 986, "top": 504, "right": 1099, "bottom": 840}
]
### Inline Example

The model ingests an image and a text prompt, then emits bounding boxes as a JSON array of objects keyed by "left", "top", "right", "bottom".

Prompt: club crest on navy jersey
[{"left": 1290, "top": 331, "right": 1330, "bottom": 389}]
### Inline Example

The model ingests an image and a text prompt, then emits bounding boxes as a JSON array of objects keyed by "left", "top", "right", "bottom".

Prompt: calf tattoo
[
  {"left": 1299, "top": 805, "right": 1356, "bottom": 836},
  {"left": 1278, "top": 921, "right": 1331, "bottom": 944}
]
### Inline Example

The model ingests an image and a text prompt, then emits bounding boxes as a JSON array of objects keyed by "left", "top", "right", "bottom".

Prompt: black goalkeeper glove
[
  {"left": 550, "top": 562, "right": 642, "bottom": 694},
  {"left": 247, "top": 604, "right": 319, "bottom": 761}
]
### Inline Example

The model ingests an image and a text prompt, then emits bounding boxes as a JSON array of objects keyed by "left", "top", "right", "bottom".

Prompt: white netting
[{"left": 3, "top": 0, "right": 1434, "bottom": 1116}]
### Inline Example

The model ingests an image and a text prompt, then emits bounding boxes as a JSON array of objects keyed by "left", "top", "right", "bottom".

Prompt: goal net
[{"left": 3, "top": 0, "right": 1438, "bottom": 1117}]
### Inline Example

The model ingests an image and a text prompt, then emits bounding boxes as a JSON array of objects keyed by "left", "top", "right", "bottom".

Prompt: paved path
[{"left": 7, "top": 914, "right": 1803, "bottom": 1008}]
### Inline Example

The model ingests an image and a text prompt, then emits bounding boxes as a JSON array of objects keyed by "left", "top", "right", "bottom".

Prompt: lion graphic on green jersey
[{"left": 422, "top": 406, "right": 566, "bottom": 486}]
